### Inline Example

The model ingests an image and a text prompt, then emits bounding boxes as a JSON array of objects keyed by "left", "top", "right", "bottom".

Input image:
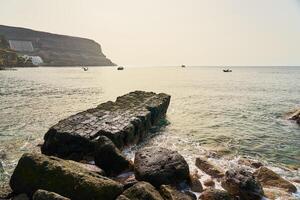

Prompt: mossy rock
[{"left": 10, "top": 153, "right": 123, "bottom": 200}]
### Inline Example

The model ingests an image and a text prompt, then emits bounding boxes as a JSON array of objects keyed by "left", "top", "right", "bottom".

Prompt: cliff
[{"left": 0, "top": 25, "right": 115, "bottom": 66}]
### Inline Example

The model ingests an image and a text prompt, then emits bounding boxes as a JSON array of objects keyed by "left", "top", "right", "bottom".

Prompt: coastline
[{"left": 0, "top": 91, "right": 299, "bottom": 200}]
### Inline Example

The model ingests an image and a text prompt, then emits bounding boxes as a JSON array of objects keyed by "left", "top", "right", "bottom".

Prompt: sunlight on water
[{"left": 0, "top": 66, "right": 299, "bottom": 186}]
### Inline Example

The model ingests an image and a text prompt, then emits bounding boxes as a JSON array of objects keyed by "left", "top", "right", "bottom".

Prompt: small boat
[
  {"left": 117, "top": 66, "right": 124, "bottom": 70},
  {"left": 181, "top": 65, "right": 186, "bottom": 68},
  {"left": 223, "top": 69, "right": 232, "bottom": 72},
  {"left": 82, "top": 67, "right": 88, "bottom": 71}
]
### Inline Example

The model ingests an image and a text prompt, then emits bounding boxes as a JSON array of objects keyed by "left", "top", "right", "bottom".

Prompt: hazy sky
[{"left": 1, "top": 0, "right": 300, "bottom": 66}]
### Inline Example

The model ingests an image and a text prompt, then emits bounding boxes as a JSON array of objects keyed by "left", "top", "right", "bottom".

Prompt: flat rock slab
[
  {"left": 41, "top": 91, "right": 170, "bottom": 159},
  {"left": 10, "top": 153, "right": 123, "bottom": 200},
  {"left": 134, "top": 147, "right": 190, "bottom": 188}
]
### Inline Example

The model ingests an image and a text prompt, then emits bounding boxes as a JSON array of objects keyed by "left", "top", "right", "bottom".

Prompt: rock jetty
[
  {"left": 41, "top": 91, "right": 170, "bottom": 161},
  {"left": 1, "top": 91, "right": 298, "bottom": 200}
]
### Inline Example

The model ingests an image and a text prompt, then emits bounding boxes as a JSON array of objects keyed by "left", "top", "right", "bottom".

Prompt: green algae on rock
[{"left": 10, "top": 153, "right": 123, "bottom": 200}]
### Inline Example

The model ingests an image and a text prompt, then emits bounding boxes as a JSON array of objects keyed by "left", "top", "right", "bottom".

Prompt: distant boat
[
  {"left": 82, "top": 67, "right": 88, "bottom": 71},
  {"left": 181, "top": 65, "right": 186, "bottom": 68},
  {"left": 117, "top": 66, "right": 124, "bottom": 70},
  {"left": 223, "top": 69, "right": 232, "bottom": 72}
]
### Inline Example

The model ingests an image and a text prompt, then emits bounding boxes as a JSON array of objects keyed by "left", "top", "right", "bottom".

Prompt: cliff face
[{"left": 0, "top": 25, "right": 115, "bottom": 66}]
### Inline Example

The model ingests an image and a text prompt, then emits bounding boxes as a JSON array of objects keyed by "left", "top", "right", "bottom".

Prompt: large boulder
[
  {"left": 200, "top": 189, "right": 234, "bottom": 200},
  {"left": 33, "top": 190, "right": 70, "bottom": 200},
  {"left": 41, "top": 91, "right": 171, "bottom": 161},
  {"left": 254, "top": 167, "right": 297, "bottom": 193},
  {"left": 10, "top": 153, "right": 123, "bottom": 200},
  {"left": 118, "top": 181, "right": 164, "bottom": 200},
  {"left": 159, "top": 185, "right": 196, "bottom": 200},
  {"left": 221, "top": 168, "right": 264, "bottom": 200},
  {"left": 134, "top": 147, "right": 190, "bottom": 187},
  {"left": 195, "top": 157, "right": 224, "bottom": 178},
  {"left": 94, "top": 135, "right": 132, "bottom": 175}
]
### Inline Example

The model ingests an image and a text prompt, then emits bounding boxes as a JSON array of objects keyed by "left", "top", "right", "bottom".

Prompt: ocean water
[{"left": 0, "top": 66, "right": 299, "bottom": 188}]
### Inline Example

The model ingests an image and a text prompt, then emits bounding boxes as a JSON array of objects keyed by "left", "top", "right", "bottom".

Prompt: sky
[{"left": 1, "top": 0, "right": 300, "bottom": 66}]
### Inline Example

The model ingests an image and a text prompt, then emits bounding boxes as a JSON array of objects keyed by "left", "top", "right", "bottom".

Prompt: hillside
[{"left": 0, "top": 25, "right": 115, "bottom": 66}]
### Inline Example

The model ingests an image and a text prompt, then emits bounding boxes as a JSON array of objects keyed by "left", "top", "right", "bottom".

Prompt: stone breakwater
[{"left": 0, "top": 91, "right": 298, "bottom": 200}]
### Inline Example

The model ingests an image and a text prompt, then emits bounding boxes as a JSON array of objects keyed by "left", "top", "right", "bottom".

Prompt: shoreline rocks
[
  {"left": 33, "top": 190, "right": 70, "bottom": 200},
  {"left": 134, "top": 147, "right": 190, "bottom": 188},
  {"left": 254, "top": 167, "right": 297, "bottom": 193},
  {"left": 195, "top": 157, "right": 224, "bottom": 178},
  {"left": 41, "top": 91, "right": 170, "bottom": 162},
  {"left": 221, "top": 168, "right": 264, "bottom": 200},
  {"left": 287, "top": 109, "right": 300, "bottom": 124},
  {"left": 10, "top": 153, "right": 123, "bottom": 200}
]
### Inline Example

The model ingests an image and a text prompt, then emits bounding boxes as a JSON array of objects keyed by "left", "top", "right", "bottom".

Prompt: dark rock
[
  {"left": 254, "top": 167, "right": 297, "bottom": 193},
  {"left": 10, "top": 153, "right": 123, "bottom": 200},
  {"left": 200, "top": 189, "right": 234, "bottom": 200},
  {"left": 12, "top": 193, "right": 29, "bottom": 200},
  {"left": 189, "top": 173, "right": 203, "bottom": 192},
  {"left": 203, "top": 179, "right": 215, "bottom": 187},
  {"left": 195, "top": 157, "right": 224, "bottom": 178},
  {"left": 112, "top": 172, "right": 138, "bottom": 190},
  {"left": 160, "top": 185, "right": 195, "bottom": 200},
  {"left": 134, "top": 147, "right": 190, "bottom": 188},
  {"left": 94, "top": 135, "right": 132, "bottom": 175},
  {"left": 120, "top": 181, "right": 164, "bottom": 200},
  {"left": 33, "top": 190, "right": 70, "bottom": 200},
  {"left": 41, "top": 91, "right": 170, "bottom": 161},
  {"left": 221, "top": 168, "right": 264, "bottom": 200},
  {"left": 183, "top": 190, "right": 197, "bottom": 200},
  {"left": 76, "top": 162, "right": 106, "bottom": 175}
]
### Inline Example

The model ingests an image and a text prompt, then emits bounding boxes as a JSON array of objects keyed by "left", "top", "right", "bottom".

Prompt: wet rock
[
  {"left": 12, "top": 193, "right": 29, "bottom": 200},
  {"left": 160, "top": 185, "right": 195, "bottom": 200},
  {"left": 203, "top": 179, "right": 215, "bottom": 187},
  {"left": 200, "top": 189, "right": 233, "bottom": 200},
  {"left": 33, "top": 190, "right": 70, "bottom": 200},
  {"left": 221, "top": 168, "right": 264, "bottom": 200},
  {"left": 195, "top": 157, "right": 224, "bottom": 178},
  {"left": 237, "top": 157, "right": 263, "bottom": 169},
  {"left": 119, "top": 181, "right": 164, "bottom": 200},
  {"left": 10, "top": 153, "right": 123, "bottom": 200},
  {"left": 41, "top": 91, "right": 171, "bottom": 161},
  {"left": 189, "top": 173, "right": 203, "bottom": 192},
  {"left": 94, "top": 135, "right": 132, "bottom": 175},
  {"left": 134, "top": 147, "right": 190, "bottom": 187},
  {"left": 288, "top": 109, "right": 300, "bottom": 125},
  {"left": 116, "top": 195, "right": 130, "bottom": 200},
  {"left": 253, "top": 166, "right": 297, "bottom": 193}
]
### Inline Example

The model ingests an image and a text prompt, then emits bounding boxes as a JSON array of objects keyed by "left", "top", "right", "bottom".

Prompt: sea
[{"left": 0, "top": 66, "right": 299, "bottom": 194}]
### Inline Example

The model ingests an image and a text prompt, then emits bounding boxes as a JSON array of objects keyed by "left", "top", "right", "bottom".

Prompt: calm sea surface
[{"left": 0, "top": 66, "right": 299, "bottom": 185}]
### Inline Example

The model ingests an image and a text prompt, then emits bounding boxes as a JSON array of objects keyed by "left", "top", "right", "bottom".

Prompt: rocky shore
[{"left": 0, "top": 91, "right": 299, "bottom": 200}]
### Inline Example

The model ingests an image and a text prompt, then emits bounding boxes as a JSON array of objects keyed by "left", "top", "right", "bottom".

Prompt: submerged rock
[
  {"left": 33, "top": 190, "right": 70, "bottom": 200},
  {"left": 10, "top": 153, "right": 123, "bottom": 200},
  {"left": 118, "top": 181, "right": 164, "bottom": 200},
  {"left": 94, "top": 135, "right": 132, "bottom": 175},
  {"left": 134, "top": 147, "right": 190, "bottom": 188},
  {"left": 254, "top": 167, "right": 297, "bottom": 193},
  {"left": 41, "top": 91, "right": 170, "bottom": 161},
  {"left": 159, "top": 185, "right": 195, "bottom": 200},
  {"left": 221, "top": 168, "right": 264, "bottom": 200},
  {"left": 200, "top": 189, "right": 233, "bottom": 200},
  {"left": 195, "top": 157, "right": 224, "bottom": 178}
]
